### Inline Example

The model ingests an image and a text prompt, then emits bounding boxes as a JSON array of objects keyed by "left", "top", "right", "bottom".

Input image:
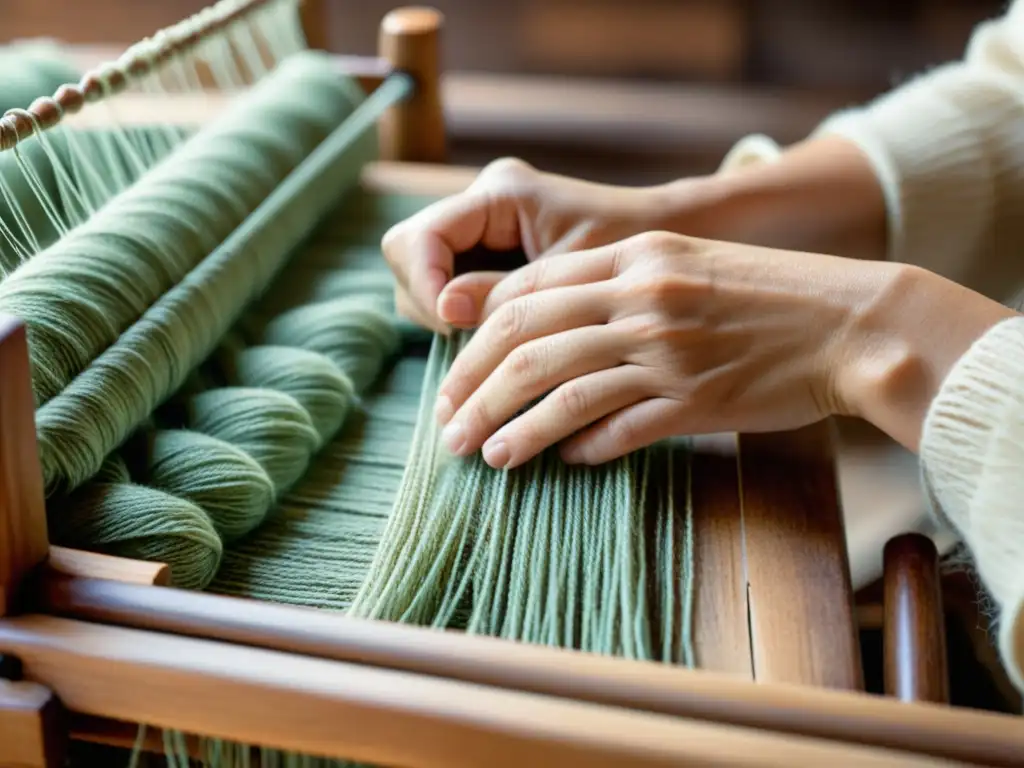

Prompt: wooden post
[
  {"left": 300, "top": 0, "right": 330, "bottom": 50},
  {"left": 883, "top": 533, "right": 949, "bottom": 704},
  {"left": 0, "top": 316, "right": 49, "bottom": 617},
  {"left": 378, "top": 7, "right": 447, "bottom": 163}
]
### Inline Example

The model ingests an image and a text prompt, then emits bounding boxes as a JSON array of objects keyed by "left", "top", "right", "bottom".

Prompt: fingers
[
  {"left": 437, "top": 282, "right": 613, "bottom": 420},
  {"left": 439, "top": 326, "right": 629, "bottom": 463},
  {"left": 436, "top": 271, "right": 505, "bottom": 327},
  {"left": 479, "top": 365, "right": 653, "bottom": 469},
  {"left": 477, "top": 244, "right": 624, "bottom": 322},
  {"left": 560, "top": 398, "right": 684, "bottom": 465},
  {"left": 382, "top": 187, "right": 523, "bottom": 328}
]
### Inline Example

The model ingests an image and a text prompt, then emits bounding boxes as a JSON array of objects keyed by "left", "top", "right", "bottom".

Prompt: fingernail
[
  {"left": 441, "top": 421, "right": 466, "bottom": 454},
  {"left": 439, "top": 292, "right": 475, "bottom": 325},
  {"left": 482, "top": 439, "right": 511, "bottom": 469},
  {"left": 435, "top": 395, "right": 454, "bottom": 425}
]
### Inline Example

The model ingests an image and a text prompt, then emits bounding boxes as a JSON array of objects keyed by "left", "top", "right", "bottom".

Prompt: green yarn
[
  {"left": 0, "top": 40, "right": 79, "bottom": 113},
  {"left": 139, "top": 429, "right": 275, "bottom": 541},
  {"left": 32, "top": 67, "right": 410, "bottom": 495},
  {"left": 260, "top": 296, "right": 400, "bottom": 392},
  {"left": 222, "top": 346, "right": 357, "bottom": 447},
  {"left": 0, "top": 50, "right": 364, "bottom": 407},
  {"left": 188, "top": 387, "right": 320, "bottom": 492},
  {"left": 50, "top": 481, "right": 222, "bottom": 590},
  {"left": 0, "top": 14, "right": 698, "bottom": 764}
]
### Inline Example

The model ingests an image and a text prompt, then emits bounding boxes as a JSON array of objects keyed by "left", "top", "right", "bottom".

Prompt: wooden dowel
[
  {"left": 884, "top": 534, "right": 950, "bottom": 704},
  {"left": 332, "top": 55, "right": 393, "bottom": 93},
  {"left": 0, "top": 615, "right": 944, "bottom": 768},
  {"left": 35, "top": 576, "right": 1024, "bottom": 766},
  {"left": 0, "top": 317, "right": 49, "bottom": 618},
  {"left": 378, "top": 7, "right": 446, "bottom": 162},
  {"left": 46, "top": 548, "right": 169, "bottom": 587}
]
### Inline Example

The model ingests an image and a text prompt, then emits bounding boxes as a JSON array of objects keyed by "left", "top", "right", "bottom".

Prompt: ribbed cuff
[
  {"left": 920, "top": 317, "right": 1024, "bottom": 533},
  {"left": 717, "top": 133, "right": 783, "bottom": 174},
  {"left": 811, "top": 66, "right": 998, "bottom": 278},
  {"left": 921, "top": 316, "right": 1024, "bottom": 692}
]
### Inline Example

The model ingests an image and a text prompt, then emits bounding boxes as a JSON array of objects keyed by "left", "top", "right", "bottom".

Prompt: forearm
[{"left": 652, "top": 136, "right": 889, "bottom": 261}]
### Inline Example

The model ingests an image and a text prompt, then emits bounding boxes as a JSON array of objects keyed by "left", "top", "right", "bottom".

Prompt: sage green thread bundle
[{"left": 0, "top": 51, "right": 363, "bottom": 407}]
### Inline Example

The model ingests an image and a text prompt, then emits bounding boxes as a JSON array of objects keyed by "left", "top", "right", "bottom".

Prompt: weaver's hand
[
  {"left": 381, "top": 158, "right": 712, "bottom": 333},
  {"left": 433, "top": 231, "right": 1014, "bottom": 467}
]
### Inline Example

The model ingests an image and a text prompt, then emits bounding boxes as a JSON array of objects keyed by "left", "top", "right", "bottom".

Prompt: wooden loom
[{"left": 0, "top": 2, "right": 1021, "bottom": 766}]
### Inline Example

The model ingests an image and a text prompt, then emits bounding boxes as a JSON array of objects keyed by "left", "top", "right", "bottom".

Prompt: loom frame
[{"left": 1, "top": 3, "right": 1021, "bottom": 765}]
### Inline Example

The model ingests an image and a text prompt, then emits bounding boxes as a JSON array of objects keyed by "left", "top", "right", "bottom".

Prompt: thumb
[
  {"left": 383, "top": 189, "right": 524, "bottom": 327},
  {"left": 437, "top": 271, "right": 506, "bottom": 327}
]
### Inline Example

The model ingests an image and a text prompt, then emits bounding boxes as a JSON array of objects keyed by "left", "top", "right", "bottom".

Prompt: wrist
[{"left": 835, "top": 264, "right": 1017, "bottom": 451}]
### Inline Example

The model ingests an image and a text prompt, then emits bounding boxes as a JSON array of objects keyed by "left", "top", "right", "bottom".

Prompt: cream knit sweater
[{"left": 721, "top": 3, "right": 1024, "bottom": 694}]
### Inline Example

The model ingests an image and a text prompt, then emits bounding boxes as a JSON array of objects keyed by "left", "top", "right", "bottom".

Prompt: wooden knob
[
  {"left": 381, "top": 6, "right": 443, "bottom": 37},
  {"left": 377, "top": 7, "right": 446, "bottom": 163},
  {"left": 28, "top": 98, "right": 62, "bottom": 131},
  {"left": 54, "top": 84, "right": 85, "bottom": 115}
]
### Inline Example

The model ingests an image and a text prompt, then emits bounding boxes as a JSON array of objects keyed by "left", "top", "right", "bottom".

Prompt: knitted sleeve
[
  {"left": 920, "top": 316, "right": 1024, "bottom": 694},
  {"left": 720, "top": 3, "right": 1024, "bottom": 303}
]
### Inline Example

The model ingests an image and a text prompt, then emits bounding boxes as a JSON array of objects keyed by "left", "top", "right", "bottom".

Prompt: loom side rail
[
  {"left": 0, "top": 615, "right": 976, "bottom": 768},
  {"left": 27, "top": 573, "right": 1024, "bottom": 767}
]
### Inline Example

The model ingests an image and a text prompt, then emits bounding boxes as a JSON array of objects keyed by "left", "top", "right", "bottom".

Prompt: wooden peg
[
  {"left": 883, "top": 533, "right": 949, "bottom": 704},
  {"left": 0, "top": 316, "right": 49, "bottom": 617},
  {"left": 378, "top": 7, "right": 446, "bottom": 163}
]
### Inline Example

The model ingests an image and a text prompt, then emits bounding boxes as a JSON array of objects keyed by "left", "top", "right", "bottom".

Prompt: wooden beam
[
  {"left": 0, "top": 317, "right": 49, "bottom": 617},
  {"left": 31, "top": 577, "right": 1024, "bottom": 766},
  {"left": 0, "top": 616, "right": 962, "bottom": 767},
  {"left": 738, "top": 420, "right": 864, "bottom": 690}
]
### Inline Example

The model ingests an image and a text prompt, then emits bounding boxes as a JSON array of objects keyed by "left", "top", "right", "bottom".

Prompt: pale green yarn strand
[
  {"left": 139, "top": 429, "right": 276, "bottom": 541},
  {"left": 35, "top": 72, "right": 412, "bottom": 495},
  {"left": 260, "top": 296, "right": 400, "bottom": 392},
  {"left": 348, "top": 331, "right": 695, "bottom": 663},
  {"left": 0, "top": 50, "right": 362, "bottom": 407},
  {"left": 188, "top": 388, "right": 320, "bottom": 492},
  {"left": 221, "top": 345, "right": 357, "bottom": 447}
]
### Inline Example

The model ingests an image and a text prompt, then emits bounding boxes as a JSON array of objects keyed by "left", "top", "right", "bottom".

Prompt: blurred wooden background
[{"left": 2, "top": 0, "right": 1003, "bottom": 181}]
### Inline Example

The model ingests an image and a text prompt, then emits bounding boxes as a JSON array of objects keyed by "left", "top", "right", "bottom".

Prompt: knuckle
[
  {"left": 480, "top": 157, "right": 534, "bottom": 185},
  {"left": 556, "top": 382, "right": 590, "bottom": 419},
  {"left": 493, "top": 297, "right": 530, "bottom": 340},
  {"left": 621, "top": 273, "right": 685, "bottom": 311},
  {"left": 605, "top": 417, "right": 637, "bottom": 451},
  {"left": 506, "top": 343, "right": 541, "bottom": 381}
]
